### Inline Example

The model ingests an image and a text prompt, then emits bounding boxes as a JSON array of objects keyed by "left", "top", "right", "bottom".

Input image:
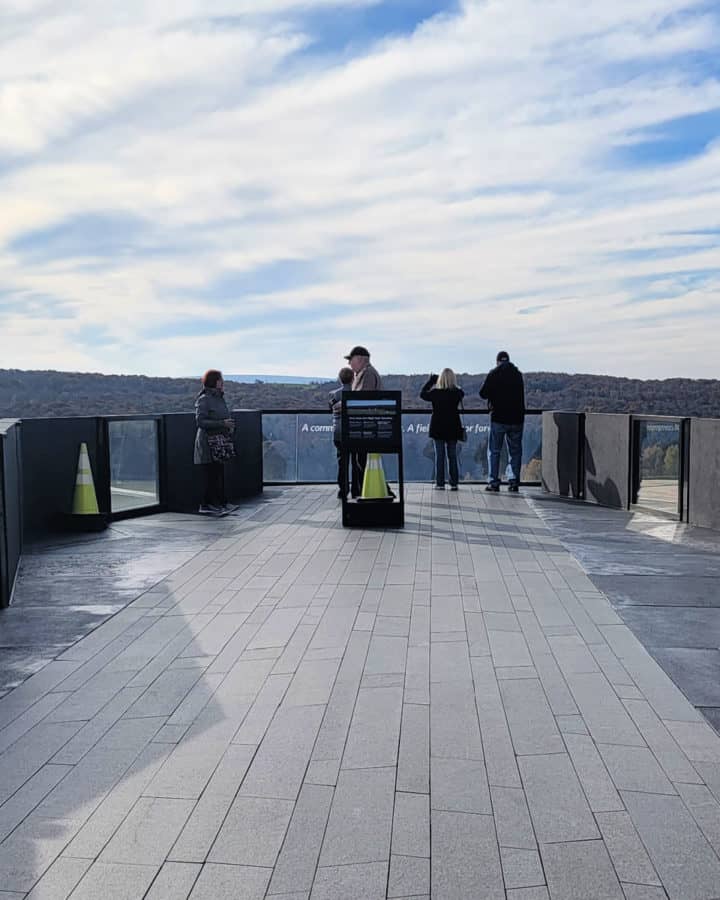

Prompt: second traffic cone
[
  {"left": 360, "top": 453, "right": 391, "bottom": 500},
  {"left": 72, "top": 443, "right": 100, "bottom": 515}
]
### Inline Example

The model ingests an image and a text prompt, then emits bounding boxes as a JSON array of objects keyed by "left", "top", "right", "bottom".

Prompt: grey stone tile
[
  {"left": 567, "top": 672, "right": 644, "bottom": 747},
  {"left": 311, "top": 681, "right": 358, "bottom": 763},
  {"left": 491, "top": 786, "right": 536, "bottom": 850},
  {"left": 506, "top": 889, "right": 550, "bottom": 900},
  {"left": 488, "top": 630, "right": 532, "bottom": 667},
  {"left": 562, "top": 733, "right": 623, "bottom": 812},
  {"left": 311, "top": 862, "right": 387, "bottom": 900},
  {"left": 465, "top": 611, "right": 490, "bottom": 656},
  {"left": 144, "top": 737, "right": 229, "bottom": 799},
  {"left": 342, "top": 685, "right": 402, "bottom": 769},
  {"left": 189, "top": 863, "right": 270, "bottom": 899},
  {"left": 268, "top": 783, "right": 334, "bottom": 895},
  {"left": 620, "top": 887, "right": 668, "bottom": 900},
  {"left": 431, "top": 810, "right": 504, "bottom": 900},
  {"left": 549, "top": 633, "right": 600, "bottom": 676},
  {"left": 675, "top": 782, "right": 720, "bottom": 856},
  {"left": 471, "top": 656, "right": 521, "bottom": 788},
  {"left": 388, "top": 855, "right": 430, "bottom": 898},
  {"left": 304, "top": 758, "right": 341, "bottom": 786},
  {"left": 430, "top": 680, "right": 483, "bottom": 760},
  {"left": 168, "top": 744, "right": 256, "bottom": 863},
  {"left": 283, "top": 659, "right": 340, "bottom": 707},
  {"left": 484, "top": 612, "right": 521, "bottom": 632},
  {"left": 556, "top": 714, "right": 588, "bottom": 735},
  {"left": 209, "top": 796, "right": 293, "bottom": 867},
  {"left": 63, "top": 742, "right": 170, "bottom": 859},
  {"left": 271, "top": 624, "right": 316, "bottom": 675},
  {"left": 622, "top": 700, "right": 702, "bottom": 784},
  {"left": 0, "top": 721, "right": 82, "bottom": 807},
  {"left": 519, "top": 753, "right": 599, "bottom": 843},
  {"left": 405, "top": 645, "right": 429, "bottom": 705},
  {"left": 499, "top": 678, "right": 564, "bottom": 756},
  {"left": 125, "top": 668, "right": 202, "bottom": 718},
  {"left": 598, "top": 744, "right": 676, "bottom": 795},
  {"left": 664, "top": 719, "right": 720, "bottom": 763},
  {"left": 363, "top": 635, "right": 407, "bottom": 675},
  {"left": 430, "top": 641, "right": 473, "bottom": 683},
  {"left": 622, "top": 790, "right": 720, "bottom": 900},
  {"left": 240, "top": 704, "right": 324, "bottom": 800},
  {"left": 374, "top": 615, "right": 410, "bottom": 637},
  {"left": 397, "top": 703, "right": 430, "bottom": 794},
  {"left": 100, "top": 796, "right": 194, "bottom": 865},
  {"left": 0, "top": 764, "right": 71, "bottom": 843},
  {"left": 24, "top": 856, "right": 92, "bottom": 899},
  {"left": 68, "top": 861, "right": 159, "bottom": 900},
  {"left": 496, "top": 666, "right": 537, "bottom": 679},
  {"left": 532, "top": 651, "right": 579, "bottom": 716},
  {"left": 501, "top": 847, "right": 545, "bottom": 889},
  {"left": 319, "top": 767, "right": 395, "bottom": 866},
  {"left": 431, "top": 758, "right": 491, "bottom": 814},
  {"left": 595, "top": 811, "right": 662, "bottom": 887},
  {"left": 392, "top": 791, "right": 430, "bottom": 857},
  {"left": 541, "top": 840, "right": 623, "bottom": 900},
  {"left": 145, "top": 862, "right": 202, "bottom": 899}
]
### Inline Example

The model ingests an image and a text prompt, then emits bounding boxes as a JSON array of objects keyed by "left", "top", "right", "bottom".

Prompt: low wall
[
  {"left": 583, "top": 413, "right": 631, "bottom": 509},
  {"left": 541, "top": 412, "right": 584, "bottom": 499},
  {"left": 0, "top": 420, "right": 23, "bottom": 607},
  {"left": 688, "top": 417, "right": 720, "bottom": 530}
]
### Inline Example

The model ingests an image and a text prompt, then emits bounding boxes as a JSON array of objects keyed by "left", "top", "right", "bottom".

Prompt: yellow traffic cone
[
  {"left": 72, "top": 443, "right": 100, "bottom": 515},
  {"left": 360, "top": 453, "right": 391, "bottom": 501}
]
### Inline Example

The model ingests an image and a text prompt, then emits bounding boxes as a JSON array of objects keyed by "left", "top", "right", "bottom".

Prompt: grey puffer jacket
[{"left": 194, "top": 388, "right": 232, "bottom": 465}]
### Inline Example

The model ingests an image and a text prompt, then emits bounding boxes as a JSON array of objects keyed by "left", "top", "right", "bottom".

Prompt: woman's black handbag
[
  {"left": 207, "top": 432, "right": 236, "bottom": 463},
  {"left": 458, "top": 399, "right": 468, "bottom": 442}
]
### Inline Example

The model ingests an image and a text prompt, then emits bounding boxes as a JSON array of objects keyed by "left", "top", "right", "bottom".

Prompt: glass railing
[
  {"left": 631, "top": 416, "right": 686, "bottom": 518},
  {"left": 108, "top": 418, "right": 161, "bottom": 513},
  {"left": 261, "top": 410, "right": 543, "bottom": 484}
]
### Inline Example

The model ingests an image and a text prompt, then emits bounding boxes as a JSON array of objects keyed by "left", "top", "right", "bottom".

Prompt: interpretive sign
[{"left": 342, "top": 393, "right": 402, "bottom": 452}]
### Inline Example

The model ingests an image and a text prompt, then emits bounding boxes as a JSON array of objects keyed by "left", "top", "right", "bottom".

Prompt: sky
[{"left": 1, "top": 0, "right": 719, "bottom": 380}]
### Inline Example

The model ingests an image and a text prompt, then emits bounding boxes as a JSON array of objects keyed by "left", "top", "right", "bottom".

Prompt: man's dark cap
[
  {"left": 496, "top": 350, "right": 510, "bottom": 363},
  {"left": 345, "top": 345, "right": 370, "bottom": 360}
]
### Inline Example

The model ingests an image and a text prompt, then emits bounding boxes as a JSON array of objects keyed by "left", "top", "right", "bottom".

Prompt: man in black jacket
[{"left": 479, "top": 351, "right": 525, "bottom": 492}]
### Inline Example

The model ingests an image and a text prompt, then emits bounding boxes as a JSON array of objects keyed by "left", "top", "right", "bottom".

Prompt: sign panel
[{"left": 341, "top": 392, "right": 402, "bottom": 451}]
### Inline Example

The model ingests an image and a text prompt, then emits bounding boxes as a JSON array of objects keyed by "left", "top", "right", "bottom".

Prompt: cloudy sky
[{"left": 1, "top": 0, "right": 719, "bottom": 379}]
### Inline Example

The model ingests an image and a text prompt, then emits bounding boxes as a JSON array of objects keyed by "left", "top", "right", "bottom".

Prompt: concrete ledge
[
  {"left": 688, "top": 417, "right": 720, "bottom": 530},
  {"left": 584, "top": 413, "right": 631, "bottom": 509},
  {"left": 541, "top": 411, "right": 584, "bottom": 499}
]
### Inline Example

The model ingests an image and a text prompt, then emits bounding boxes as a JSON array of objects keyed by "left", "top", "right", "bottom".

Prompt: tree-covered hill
[{"left": 0, "top": 368, "right": 718, "bottom": 419}]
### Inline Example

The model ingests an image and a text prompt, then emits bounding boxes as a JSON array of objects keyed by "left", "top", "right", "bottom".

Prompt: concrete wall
[
  {"left": 541, "top": 412, "right": 584, "bottom": 499},
  {"left": 0, "top": 420, "right": 22, "bottom": 607},
  {"left": 688, "top": 417, "right": 720, "bottom": 530},
  {"left": 583, "top": 413, "right": 631, "bottom": 509},
  {"left": 162, "top": 410, "right": 263, "bottom": 513}
]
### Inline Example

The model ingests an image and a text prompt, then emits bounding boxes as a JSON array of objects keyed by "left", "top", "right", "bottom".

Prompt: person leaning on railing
[
  {"left": 194, "top": 369, "right": 236, "bottom": 516},
  {"left": 421, "top": 368, "right": 465, "bottom": 491}
]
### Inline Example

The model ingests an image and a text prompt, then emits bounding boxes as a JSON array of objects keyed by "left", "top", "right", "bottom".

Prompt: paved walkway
[{"left": 1, "top": 486, "right": 720, "bottom": 899}]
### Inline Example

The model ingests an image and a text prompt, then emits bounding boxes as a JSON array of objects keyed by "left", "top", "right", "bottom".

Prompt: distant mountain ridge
[
  {"left": 1, "top": 368, "right": 718, "bottom": 419},
  {"left": 224, "top": 374, "right": 329, "bottom": 385}
]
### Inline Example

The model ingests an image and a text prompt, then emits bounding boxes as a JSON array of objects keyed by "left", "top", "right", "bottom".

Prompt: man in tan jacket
[
  {"left": 345, "top": 346, "right": 383, "bottom": 496},
  {"left": 346, "top": 345, "right": 383, "bottom": 392}
]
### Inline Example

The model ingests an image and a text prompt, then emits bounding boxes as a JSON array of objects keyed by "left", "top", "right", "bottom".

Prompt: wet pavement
[
  {"left": 1, "top": 486, "right": 720, "bottom": 899},
  {"left": 531, "top": 494, "right": 720, "bottom": 734}
]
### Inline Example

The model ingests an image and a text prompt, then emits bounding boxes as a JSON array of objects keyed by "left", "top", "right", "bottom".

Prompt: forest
[{"left": 1, "top": 368, "right": 718, "bottom": 419}]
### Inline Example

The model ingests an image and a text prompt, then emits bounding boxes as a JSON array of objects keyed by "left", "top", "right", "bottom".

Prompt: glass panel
[
  {"left": 109, "top": 420, "right": 160, "bottom": 513},
  {"left": 262, "top": 414, "right": 298, "bottom": 482},
  {"left": 634, "top": 420, "right": 680, "bottom": 516},
  {"left": 261, "top": 412, "right": 543, "bottom": 484}
]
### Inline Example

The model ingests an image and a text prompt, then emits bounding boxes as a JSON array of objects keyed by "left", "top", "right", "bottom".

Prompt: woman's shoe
[
  {"left": 450, "top": 485, "right": 459, "bottom": 491},
  {"left": 485, "top": 484, "right": 500, "bottom": 493},
  {"left": 434, "top": 485, "right": 445, "bottom": 490}
]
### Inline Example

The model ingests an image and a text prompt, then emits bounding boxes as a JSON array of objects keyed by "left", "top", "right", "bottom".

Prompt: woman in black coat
[
  {"left": 194, "top": 369, "right": 235, "bottom": 515},
  {"left": 420, "top": 368, "right": 465, "bottom": 490}
]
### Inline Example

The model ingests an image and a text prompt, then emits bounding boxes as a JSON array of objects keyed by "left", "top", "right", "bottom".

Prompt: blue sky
[{"left": 0, "top": 0, "right": 719, "bottom": 378}]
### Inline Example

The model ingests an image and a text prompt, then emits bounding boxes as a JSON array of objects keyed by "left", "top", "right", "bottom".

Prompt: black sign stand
[{"left": 340, "top": 391, "right": 404, "bottom": 528}]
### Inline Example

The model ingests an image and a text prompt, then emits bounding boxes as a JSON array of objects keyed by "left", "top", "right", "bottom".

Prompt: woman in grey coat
[{"left": 194, "top": 369, "right": 234, "bottom": 514}]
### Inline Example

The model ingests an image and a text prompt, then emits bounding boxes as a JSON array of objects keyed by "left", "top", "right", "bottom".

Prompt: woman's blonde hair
[{"left": 436, "top": 368, "right": 458, "bottom": 390}]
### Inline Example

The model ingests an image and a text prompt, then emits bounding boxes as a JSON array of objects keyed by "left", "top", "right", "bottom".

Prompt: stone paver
[{"left": 2, "top": 486, "right": 720, "bottom": 899}]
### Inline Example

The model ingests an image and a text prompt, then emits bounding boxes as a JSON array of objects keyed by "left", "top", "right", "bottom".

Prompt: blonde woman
[{"left": 420, "top": 368, "right": 465, "bottom": 490}]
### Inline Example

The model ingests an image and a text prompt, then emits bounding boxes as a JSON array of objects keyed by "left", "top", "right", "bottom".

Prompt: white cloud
[{"left": 0, "top": 0, "right": 719, "bottom": 379}]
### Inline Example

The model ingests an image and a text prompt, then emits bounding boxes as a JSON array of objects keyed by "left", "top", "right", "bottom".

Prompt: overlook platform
[{"left": 2, "top": 486, "right": 720, "bottom": 899}]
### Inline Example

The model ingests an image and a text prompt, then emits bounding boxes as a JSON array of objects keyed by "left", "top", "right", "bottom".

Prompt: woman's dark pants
[
  {"left": 434, "top": 439, "right": 459, "bottom": 487},
  {"left": 202, "top": 462, "right": 225, "bottom": 507}
]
